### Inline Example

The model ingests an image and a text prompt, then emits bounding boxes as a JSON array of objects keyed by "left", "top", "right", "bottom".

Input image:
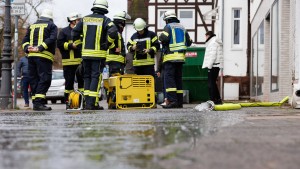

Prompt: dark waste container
[{"left": 183, "top": 47, "right": 209, "bottom": 102}]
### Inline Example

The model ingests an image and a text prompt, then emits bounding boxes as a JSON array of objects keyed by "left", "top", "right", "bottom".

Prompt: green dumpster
[{"left": 183, "top": 47, "right": 209, "bottom": 102}]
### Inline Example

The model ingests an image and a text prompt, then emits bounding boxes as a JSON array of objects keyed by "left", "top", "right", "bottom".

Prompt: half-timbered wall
[{"left": 147, "top": 0, "right": 215, "bottom": 45}]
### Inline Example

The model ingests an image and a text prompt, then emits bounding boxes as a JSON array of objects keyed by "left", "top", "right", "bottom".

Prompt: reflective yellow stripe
[
  {"left": 133, "top": 59, "right": 155, "bottom": 66},
  {"left": 108, "top": 22, "right": 114, "bottom": 26},
  {"left": 96, "top": 25, "right": 102, "bottom": 50},
  {"left": 30, "top": 27, "right": 34, "bottom": 45},
  {"left": 151, "top": 46, "right": 157, "bottom": 53},
  {"left": 118, "top": 33, "right": 122, "bottom": 52},
  {"left": 177, "top": 90, "right": 184, "bottom": 94},
  {"left": 62, "top": 58, "right": 82, "bottom": 66},
  {"left": 162, "top": 31, "right": 169, "bottom": 36},
  {"left": 32, "top": 96, "right": 36, "bottom": 100},
  {"left": 108, "top": 43, "right": 115, "bottom": 49},
  {"left": 95, "top": 73, "right": 102, "bottom": 105},
  {"left": 106, "top": 54, "right": 125, "bottom": 63},
  {"left": 74, "top": 40, "right": 82, "bottom": 46},
  {"left": 108, "top": 35, "right": 114, "bottom": 43},
  {"left": 84, "top": 90, "right": 90, "bottom": 96},
  {"left": 28, "top": 51, "right": 54, "bottom": 61},
  {"left": 151, "top": 36, "right": 158, "bottom": 43},
  {"left": 64, "top": 42, "right": 69, "bottom": 50},
  {"left": 89, "top": 91, "right": 98, "bottom": 97},
  {"left": 41, "top": 42, "right": 48, "bottom": 49},
  {"left": 82, "top": 24, "right": 87, "bottom": 49},
  {"left": 128, "top": 39, "right": 136, "bottom": 45},
  {"left": 172, "top": 29, "right": 176, "bottom": 44},
  {"left": 65, "top": 90, "right": 74, "bottom": 94},
  {"left": 29, "top": 24, "right": 48, "bottom": 46},
  {"left": 22, "top": 42, "right": 29, "bottom": 49},
  {"left": 166, "top": 88, "right": 177, "bottom": 92},
  {"left": 78, "top": 88, "right": 84, "bottom": 92},
  {"left": 35, "top": 94, "right": 46, "bottom": 98},
  {"left": 82, "top": 50, "right": 107, "bottom": 58},
  {"left": 163, "top": 53, "right": 185, "bottom": 62}
]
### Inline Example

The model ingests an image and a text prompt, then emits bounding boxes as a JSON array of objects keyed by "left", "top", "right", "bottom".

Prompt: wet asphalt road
[{"left": 0, "top": 101, "right": 244, "bottom": 169}]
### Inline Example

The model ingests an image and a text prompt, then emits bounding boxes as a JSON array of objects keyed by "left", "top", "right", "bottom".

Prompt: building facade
[{"left": 250, "top": 0, "right": 296, "bottom": 102}]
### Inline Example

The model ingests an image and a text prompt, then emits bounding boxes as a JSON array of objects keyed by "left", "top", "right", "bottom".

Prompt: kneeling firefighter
[{"left": 57, "top": 12, "right": 83, "bottom": 109}]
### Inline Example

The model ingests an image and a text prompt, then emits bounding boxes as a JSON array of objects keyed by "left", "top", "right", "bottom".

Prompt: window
[
  {"left": 251, "top": 21, "right": 265, "bottom": 97},
  {"left": 271, "top": 1, "right": 279, "bottom": 91},
  {"left": 178, "top": 10, "right": 195, "bottom": 29},
  {"left": 232, "top": 9, "right": 241, "bottom": 47},
  {"left": 158, "top": 10, "right": 167, "bottom": 29}
]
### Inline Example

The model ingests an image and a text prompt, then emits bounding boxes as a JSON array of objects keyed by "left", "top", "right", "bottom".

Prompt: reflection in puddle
[{"left": 0, "top": 110, "right": 244, "bottom": 169}]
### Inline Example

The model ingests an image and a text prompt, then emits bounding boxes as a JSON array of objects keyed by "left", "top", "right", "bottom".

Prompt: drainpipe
[{"left": 220, "top": 0, "right": 224, "bottom": 100}]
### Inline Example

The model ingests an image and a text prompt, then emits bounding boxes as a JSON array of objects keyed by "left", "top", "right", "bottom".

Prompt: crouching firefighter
[
  {"left": 22, "top": 9, "right": 58, "bottom": 111},
  {"left": 159, "top": 10, "right": 192, "bottom": 109},
  {"left": 72, "top": 0, "right": 118, "bottom": 110},
  {"left": 57, "top": 12, "right": 83, "bottom": 109},
  {"left": 106, "top": 11, "right": 131, "bottom": 76}
]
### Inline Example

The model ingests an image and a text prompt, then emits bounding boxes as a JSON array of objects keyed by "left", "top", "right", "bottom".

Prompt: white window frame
[
  {"left": 157, "top": 9, "right": 168, "bottom": 30},
  {"left": 178, "top": 9, "right": 195, "bottom": 29},
  {"left": 232, "top": 8, "right": 242, "bottom": 49}
]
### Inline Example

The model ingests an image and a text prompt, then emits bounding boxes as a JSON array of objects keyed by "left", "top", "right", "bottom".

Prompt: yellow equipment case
[{"left": 105, "top": 74, "right": 155, "bottom": 109}]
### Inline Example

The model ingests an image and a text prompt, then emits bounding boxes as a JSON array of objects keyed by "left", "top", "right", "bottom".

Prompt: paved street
[{"left": 0, "top": 99, "right": 299, "bottom": 169}]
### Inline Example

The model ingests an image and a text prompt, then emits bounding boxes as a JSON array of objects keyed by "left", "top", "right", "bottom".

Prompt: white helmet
[
  {"left": 133, "top": 18, "right": 146, "bottom": 31},
  {"left": 40, "top": 9, "right": 53, "bottom": 19},
  {"left": 113, "top": 11, "right": 131, "bottom": 21},
  {"left": 163, "top": 10, "right": 177, "bottom": 21},
  {"left": 68, "top": 12, "right": 81, "bottom": 22},
  {"left": 93, "top": 0, "right": 108, "bottom": 10}
]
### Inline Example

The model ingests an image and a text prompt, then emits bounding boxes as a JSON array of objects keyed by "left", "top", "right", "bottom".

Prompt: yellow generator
[{"left": 104, "top": 74, "right": 155, "bottom": 109}]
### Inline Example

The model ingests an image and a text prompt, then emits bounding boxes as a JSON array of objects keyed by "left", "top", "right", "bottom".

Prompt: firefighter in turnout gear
[
  {"left": 72, "top": 0, "right": 118, "bottom": 110},
  {"left": 57, "top": 12, "right": 83, "bottom": 109},
  {"left": 159, "top": 11, "right": 192, "bottom": 109},
  {"left": 106, "top": 11, "right": 131, "bottom": 76},
  {"left": 127, "top": 18, "right": 160, "bottom": 77},
  {"left": 22, "top": 9, "right": 58, "bottom": 111}
]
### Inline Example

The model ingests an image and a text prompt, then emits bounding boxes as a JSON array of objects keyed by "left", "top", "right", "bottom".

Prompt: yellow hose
[
  {"left": 214, "top": 103, "right": 241, "bottom": 111},
  {"left": 239, "top": 96, "right": 289, "bottom": 107}
]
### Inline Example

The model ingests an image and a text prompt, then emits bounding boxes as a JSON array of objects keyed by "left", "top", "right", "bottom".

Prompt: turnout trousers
[
  {"left": 134, "top": 65, "right": 155, "bottom": 77},
  {"left": 28, "top": 57, "right": 52, "bottom": 106},
  {"left": 63, "top": 65, "right": 84, "bottom": 102},
  {"left": 107, "top": 61, "right": 124, "bottom": 77},
  {"left": 164, "top": 62, "right": 183, "bottom": 106},
  {"left": 83, "top": 59, "right": 105, "bottom": 108}
]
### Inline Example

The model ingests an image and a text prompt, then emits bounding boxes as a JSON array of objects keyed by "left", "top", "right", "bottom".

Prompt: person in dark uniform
[
  {"left": 72, "top": 0, "right": 118, "bottom": 110},
  {"left": 106, "top": 11, "right": 131, "bottom": 76},
  {"left": 127, "top": 18, "right": 160, "bottom": 77},
  {"left": 22, "top": 9, "right": 58, "bottom": 111},
  {"left": 159, "top": 10, "right": 192, "bottom": 109},
  {"left": 17, "top": 54, "right": 30, "bottom": 107},
  {"left": 57, "top": 12, "right": 83, "bottom": 109}
]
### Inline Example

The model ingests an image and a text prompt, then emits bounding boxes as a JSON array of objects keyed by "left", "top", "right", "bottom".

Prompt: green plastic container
[{"left": 183, "top": 47, "right": 209, "bottom": 102}]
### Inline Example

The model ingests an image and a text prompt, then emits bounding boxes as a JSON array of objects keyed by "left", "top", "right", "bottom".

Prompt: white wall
[
  {"left": 297, "top": 0, "right": 300, "bottom": 81},
  {"left": 250, "top": 0, "right": 262, "bottom": 22},
  {"left": 223, "top": 0, "right": 248, "bottom": 76}
]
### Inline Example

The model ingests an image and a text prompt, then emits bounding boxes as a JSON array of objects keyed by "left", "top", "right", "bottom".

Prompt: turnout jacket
[
  {"left": 72, "top": 12, "right": 118, "bottom": 60},
  {"left": 127, "top": 29, "right": 160, "bottom": 66},
  {"left": 22, "top": 17, "right": 58, "bottom": 62},
  {"left": 106, "top": 25, "right": 126, "bottom": 64},
  {"left": 159, "top": 20, "right": 192, "bottom": 63},
  {"left": 57, "top": 25, "right": 82, "bottom": 66}
]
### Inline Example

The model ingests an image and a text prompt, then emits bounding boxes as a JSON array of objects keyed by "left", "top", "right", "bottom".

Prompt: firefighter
[
  {"left": 127, "top": 18, "right": 160, "bottom": 77},
  {"left": 159, "top": 10, "right": 192, "bottom": 109},
  {"left": 72, "top": 0, "right": 118, "bottom": 110},
  {"left": 106, "top": 11, "right": 131, "bottom": 76},
  {"left": 22, "top": 9, "right": 58, "bottom": 111},
  {"left": 57, "top": 12, "right": 83, "bottom": 109}
]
